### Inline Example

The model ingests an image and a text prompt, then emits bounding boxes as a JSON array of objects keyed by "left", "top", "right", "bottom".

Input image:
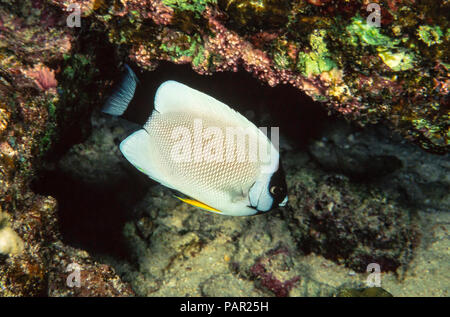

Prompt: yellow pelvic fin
[{"left": 174, "top": 196, "right": 222, "bottom": 213}]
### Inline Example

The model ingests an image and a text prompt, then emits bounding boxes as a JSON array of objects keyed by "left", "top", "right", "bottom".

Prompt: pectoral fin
[
  {"left": 174, "top": 196, "right": 222, "bottom": 213},
  {"left": 230, "top": 187, "right": 247, "bottom": 203}
]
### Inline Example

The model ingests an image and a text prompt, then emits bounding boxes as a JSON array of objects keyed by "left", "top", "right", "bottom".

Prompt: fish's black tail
[{"left": 102, "top": 64, "right": 138, "bottom": 116}]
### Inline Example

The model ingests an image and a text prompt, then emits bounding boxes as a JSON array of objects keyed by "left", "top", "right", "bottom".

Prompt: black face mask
[{"left": 268, "top": 161, "right": 287, "bottom": 208}]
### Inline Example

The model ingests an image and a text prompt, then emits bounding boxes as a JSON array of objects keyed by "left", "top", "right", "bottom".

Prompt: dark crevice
[
  {"left": 125, "top": 61, "right": 331, "bottom": 149},
  {"left": 32, "top": 168, "right": 149, "bottom": 260},
  {"left": 31, "top": 61, "right": 329, "bottom": 260}
]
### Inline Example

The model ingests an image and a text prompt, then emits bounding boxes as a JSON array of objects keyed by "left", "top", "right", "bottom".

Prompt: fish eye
[{"left": 270, "top": 185, "right": 281, "bottom": 196}]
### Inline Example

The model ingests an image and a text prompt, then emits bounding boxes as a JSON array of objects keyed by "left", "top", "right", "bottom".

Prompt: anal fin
[{"left": 174, "top": 196, "right": 222, "bottom": 213}]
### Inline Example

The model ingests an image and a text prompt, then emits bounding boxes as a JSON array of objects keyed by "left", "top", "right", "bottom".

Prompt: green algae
[
  {"left": 345, "top": 16, "right": 416, "bottom": 72},
  {"left": 273, "top": 51, "right": 291, "bottom": 70},
  {"left": 346, "top": 17, "right": 398, "bottom": 48},
  {"left": 417, "top": 25, "right": 444, "bottom": 47},
  {"left": 163, "top": 0, "right": 217, "bottom": 17},
  {"left": 377, "top": 48, "right": 415, "bottom": 72},
  {"left": 37, "top": 52, "right": 97, "bottom": 158},
  {"left": 38, "top": 100, "right": 57, "bottom": 157},
  {"left": 60, "top": 53, "right": 99, "bottom": 106},
  {"left": 159, "top": 33, "right": 207, "bottom": 67},
  {"left": 297, "top": 51, "right": 337, "bottom": 77},
  {"left": 297, "top": 29, "right": 337, "bottom": 77},
  {"left": 38, "top": 124, "right": 56, "bottom": 157},
  {"left": 62, "top": 0, "right": 448, "bottom": 152},
  {"left": 271, "top": 38, "right": 295, "bottom": 70}
]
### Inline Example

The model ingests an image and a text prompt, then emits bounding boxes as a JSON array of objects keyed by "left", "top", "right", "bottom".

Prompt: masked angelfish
[{"left": 102, "top": 65, "right": 288, "bottom": 216}]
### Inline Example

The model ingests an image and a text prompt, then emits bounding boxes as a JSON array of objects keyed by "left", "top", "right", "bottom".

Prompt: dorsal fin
[
  {"left": 152, "top": 80, "right": 253, "bottom": 127},
  {"left": 102, "top": 64, "right": 138, "bottom": 116},
  {"left": 148, "top": 80, "right": 280, "bottom": 174}
]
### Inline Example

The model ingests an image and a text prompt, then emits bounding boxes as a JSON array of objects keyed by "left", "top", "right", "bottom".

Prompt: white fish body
[{"left": 103, "top": 67, "right": 287, "bottom": 216}]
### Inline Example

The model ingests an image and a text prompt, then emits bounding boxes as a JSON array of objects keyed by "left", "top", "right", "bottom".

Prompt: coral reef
[
  {"left": 250, "top": 247, "right": 301, "bottom": 297},
  {"left": 50, "top": 111, "right": 447, "bottom": 296},
  {"left": 285, "top": 168, "right": 420, "bottom": 273},
  {"left": 46, "top": 242, "right": 134, "bottom": 296},
  {"left": 50, "top": 0, "right": 449, "bottom": 152},
  {"left": 0, "top": 211, "right": 24, "bottom": 255},
  {"left": 1, "top": 0, "right": 448, "bottom": 297},
  {"left": 0, "top": 0, "right": 132, "bottom": 296}
]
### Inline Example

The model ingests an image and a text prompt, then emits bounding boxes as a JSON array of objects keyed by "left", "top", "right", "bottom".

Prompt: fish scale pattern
[{"left": 145, "top": 111, "right": 261, "bottom": 208}]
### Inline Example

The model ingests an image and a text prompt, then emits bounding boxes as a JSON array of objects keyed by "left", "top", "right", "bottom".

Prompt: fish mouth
[
  {"left": 246, "top": 205, "right": 266, "bottom": 216},
  {"left": 247, "top": 197, "right": 264, "bottom": 215},
  {"left": 278, "top": 195, "right": 288, "bottom": 207}
]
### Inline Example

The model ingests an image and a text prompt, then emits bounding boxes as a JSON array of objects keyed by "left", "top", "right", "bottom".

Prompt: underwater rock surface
[
  {"left": 308, "top": 121, "right": 450, "bottom": 211},
  {"left": 50, "top": 0, "right": 449, "bottom": 152},
  {"left": 50, "top": 111, "right": 448, "bottom": 297},
  {"left": 0, "top": 0, "right": 131, "bottom": 296},
  {"left": 0, "top": 0, "right": 449, "bottom": 296}
]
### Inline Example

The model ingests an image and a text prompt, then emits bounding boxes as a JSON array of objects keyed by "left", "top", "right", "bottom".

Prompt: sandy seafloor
[{"left": 49, "top": 111, "right": 449, "bottom": 297}]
